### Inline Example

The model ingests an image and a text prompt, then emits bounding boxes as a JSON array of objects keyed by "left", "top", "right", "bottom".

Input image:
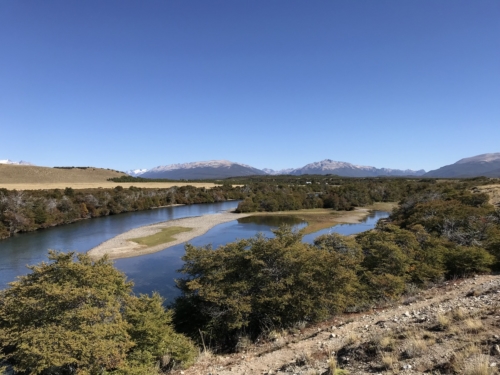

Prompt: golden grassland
[
  {"left": 1, "top": 182, "right": 221, "bottom": 190},
  {"left": 249, "top": 202, "right": 398, "bottom": 235},
  {"left": 0, "top": 164, "right": 220, "bottom": 190},
  {"left": 130, "top": 226, "right": 193, "bottom": 247}
]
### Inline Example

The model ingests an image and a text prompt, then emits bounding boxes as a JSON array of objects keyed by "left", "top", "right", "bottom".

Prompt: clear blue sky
[{"left": 1, "top": 1, "right": 499, "bottom": 172}]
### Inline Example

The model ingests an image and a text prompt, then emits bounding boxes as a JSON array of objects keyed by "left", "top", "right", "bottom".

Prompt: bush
[
  {"left": 0, "top": 251, "right": 196, "bottom": 374},
  {"left": 174, "top": 228, "right": 362, "bottom": 350}
]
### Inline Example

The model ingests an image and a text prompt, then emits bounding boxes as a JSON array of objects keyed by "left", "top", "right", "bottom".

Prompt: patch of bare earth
[
  {"left": 173, "top": 275, "right": 500, "bottom": 375},
  {"left": 475, "top": 184, "right": 500, "bottom": 208}
]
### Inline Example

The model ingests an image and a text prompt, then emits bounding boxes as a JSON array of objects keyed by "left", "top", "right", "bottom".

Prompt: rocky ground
[{"left": 173, "top": 274, "right": 500, "bottom": 375}]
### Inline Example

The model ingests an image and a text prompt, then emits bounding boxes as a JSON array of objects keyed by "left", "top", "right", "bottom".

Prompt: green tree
[
  {"left": 174, "top": 228, "right": 362, "bottom": 349},
  {"left": 0, "top": 251, "right": 196, "bottom": 374}
]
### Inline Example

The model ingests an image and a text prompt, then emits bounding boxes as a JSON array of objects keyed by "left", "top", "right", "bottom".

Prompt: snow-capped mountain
[
  {"left": 289, "top": 159, "right": 425, "bottom": 177},
  {"left": 0, "top": 159, "right": 33, "bottom": 165},
  {"left": 126, "top": 169, "right": 148, "bottom": 177},
  {"left": 141, "top": 160, "right": 267, "bottom": 180},
  {"left": 424, "top": 153, "right": 500, "bottom": 178}
]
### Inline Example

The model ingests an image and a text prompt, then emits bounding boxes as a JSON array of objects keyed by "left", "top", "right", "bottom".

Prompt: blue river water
[
  {"left": 114, "top": 210, "right": 389, "bottom": 301},
  {"left": 0, "top": 202, "right": 388, "bottom": 301}
]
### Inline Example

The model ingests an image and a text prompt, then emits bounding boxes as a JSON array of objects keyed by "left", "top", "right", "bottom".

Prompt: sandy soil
[{"left": 87, "top": 212, "right": 252, "bottom": 260}]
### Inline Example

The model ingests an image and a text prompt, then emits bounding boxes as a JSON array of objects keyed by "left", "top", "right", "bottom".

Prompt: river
[{"left": 0, "top": 202, "right": 388, "bottom": 301}]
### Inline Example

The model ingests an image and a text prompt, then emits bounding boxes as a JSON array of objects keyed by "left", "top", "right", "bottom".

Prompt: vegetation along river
[{"left": 0, "top": 202, "right": 388, "bottom": 301}]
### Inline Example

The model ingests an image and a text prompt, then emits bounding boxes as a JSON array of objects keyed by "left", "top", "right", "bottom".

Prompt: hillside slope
[
  {"left": 0, "top": 164, "right": 126, "bottom": 184},
  {"left": 425, "top": 153, "right": 500, "bottom": 178},
  {"left": 175, "top": 274, "right": 500, "bottom": 375}
]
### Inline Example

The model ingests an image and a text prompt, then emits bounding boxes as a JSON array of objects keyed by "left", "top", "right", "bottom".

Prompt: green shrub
[
  {"left": 0, "top": 251, "right": 196, "bottom": 374},
  {"left": 174, "top": 228, "right": 362, "bottom": 349}
]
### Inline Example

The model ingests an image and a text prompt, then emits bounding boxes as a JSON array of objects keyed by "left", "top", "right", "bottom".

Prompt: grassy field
[
  {"left": 130, "top": 226, "right": 193, "bottom": 247},
  {"left": 0, "top": 164, "right": 220, "bottom": 190},
  {"left": 249, "top": 202, "right": 398, "bottom": 235}
]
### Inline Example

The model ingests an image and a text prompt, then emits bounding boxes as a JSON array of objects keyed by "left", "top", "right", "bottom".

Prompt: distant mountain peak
[
  {"left": 425, "top": 152, "right": 500, "bottom": 178},
  {"left": 141, "top": 160, "right": 266, "bottom": 180},
  {"left": 455, "top": 153, "right": 500, "bottom": 165},
  {"left": 149, "top": 160, "right": 255, "bottom": 172}
]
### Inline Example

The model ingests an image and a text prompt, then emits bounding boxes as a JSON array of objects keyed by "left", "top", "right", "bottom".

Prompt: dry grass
[
  {"left": 452, "top": 307, "right": 467, "bottom": 321},
  {"left": 403, "top": 336, "right": 428, "bottom": 358},
  {"left": 0, "top": 164, "right": 221, "bottom": 190},
  {"left": 436, "top": 312, "right": 452, "bottom": 330},
  {"left": 380, "top": 352, "right": 399, "bottom": 371},
  {"left": 475, "top": 184, "right": 500, "bottom": 207},
  {"left": 463, "top": 354, "right": 492, "bottom": 375},
  {"left": 464, "top": 318, "right": 484, "bottom": 333},
  {"left": 363, "top": 202, "right": 399, "bottom": 211},
  {"left": 0, "top": 164, "right": 125, "bottom": 184},
  {"left": 1, "top": 182, "right": 220, "bottom": 190}
]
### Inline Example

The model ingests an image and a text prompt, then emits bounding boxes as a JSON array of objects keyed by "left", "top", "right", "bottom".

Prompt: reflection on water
[
  {"left": 237, "top": 215, "right": 306, "bottom": 227},
  {"left": 302, "top": 210, "right": 389, "bottom": 242}
]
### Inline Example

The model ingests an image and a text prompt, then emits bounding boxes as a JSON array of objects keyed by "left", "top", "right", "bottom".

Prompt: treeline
[
  {"left": 54, "top": 166, "right": 124, "bottom": 173},
  {"left": 234, "top": 178, "right": 454, "bottom": 212},
  {"left": 0, "top": 185, "right": 244, "bottom": 239},
  {"left": 108, "top": 175, "right": 230, "bottom": 184},
  {"left": 172, "top": 180, "right": 500, "bottom": 351}
]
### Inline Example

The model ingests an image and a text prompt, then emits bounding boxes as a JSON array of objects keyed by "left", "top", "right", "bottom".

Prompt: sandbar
[{"left": 87, "top": 211, "right": 252, "bottom": 260}]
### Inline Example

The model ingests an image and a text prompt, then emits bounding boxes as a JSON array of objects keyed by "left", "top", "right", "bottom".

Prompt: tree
[
  {"left": 174, "top": 228, "right": 362, "bottom": 349},
  {"left": 0, "top": 251, "right": 196, "bottom": 374}
]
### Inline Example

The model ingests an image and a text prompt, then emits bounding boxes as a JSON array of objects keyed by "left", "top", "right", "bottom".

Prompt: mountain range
[
  {"left": 5, "top": 153, "right": 500, "bottom": 180},
  {"left": 130, "top": 159, "right": 427, "bottom": 180},
  {"left": 129, "top": 153, "right": 500, "bottom": 180}
]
